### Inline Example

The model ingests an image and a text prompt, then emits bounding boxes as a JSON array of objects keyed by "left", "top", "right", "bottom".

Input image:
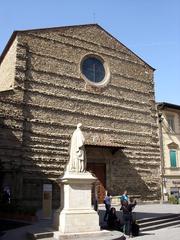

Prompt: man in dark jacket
[{"left": 121, "top": 198, "right": 137, "bottom": 236}]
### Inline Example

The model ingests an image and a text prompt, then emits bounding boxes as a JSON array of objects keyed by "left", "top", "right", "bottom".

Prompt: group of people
[{"left": 103, "top": 190, "right": 139, "bottom": 237}]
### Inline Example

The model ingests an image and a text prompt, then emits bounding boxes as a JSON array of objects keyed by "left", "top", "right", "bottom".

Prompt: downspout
[{"left": 158, "top": 111, "right": 166, "bottom": 202}]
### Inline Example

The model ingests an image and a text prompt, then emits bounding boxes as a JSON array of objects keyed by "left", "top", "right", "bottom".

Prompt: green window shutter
[{"left": 170, "top": 150, "right": 177, "bottom": 167}]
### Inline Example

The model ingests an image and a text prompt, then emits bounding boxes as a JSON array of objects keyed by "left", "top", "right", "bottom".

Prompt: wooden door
[{"left": 87, "top": 163, "right": 106, "bottom": 203}]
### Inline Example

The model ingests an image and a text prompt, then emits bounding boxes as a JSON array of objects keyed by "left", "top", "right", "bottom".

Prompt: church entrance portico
[{"left": 86, "top": 144, "right": 122, "bottom": 203}]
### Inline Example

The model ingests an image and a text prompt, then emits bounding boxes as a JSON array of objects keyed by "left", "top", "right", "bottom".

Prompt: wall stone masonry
[{"left": 0, "top": 24, "right": 161, "bottom": 208}]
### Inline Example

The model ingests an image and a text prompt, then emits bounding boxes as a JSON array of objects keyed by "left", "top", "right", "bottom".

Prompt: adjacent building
[
  {"left": 158, "top": 102, "right": 180, "bottom": 199},
  {"left": 0, "top": 24, "right": 161, "bottom": 212}
]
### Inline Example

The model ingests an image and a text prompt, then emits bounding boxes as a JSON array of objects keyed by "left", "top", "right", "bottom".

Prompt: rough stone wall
[
  {"left": 0, "top": 37, "right": 24, "bottom": 202},
  {"left": 0, "top": 25, "right": 161, "bottom": 204},
  {"left": 0, "top": 38, "right": 17, "bottom": 91}
]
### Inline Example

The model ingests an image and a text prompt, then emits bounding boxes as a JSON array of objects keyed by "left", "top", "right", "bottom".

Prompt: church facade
[{"left": 0, "top": 24, "right": 161, "bottom": 210}]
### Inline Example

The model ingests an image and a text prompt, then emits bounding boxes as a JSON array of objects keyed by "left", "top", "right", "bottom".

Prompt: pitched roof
[
  {"left": 157, "top": 102, "right": 180, "bottom": 111},
  {"left": 0, "top": 23, "right": 155, "bottom": 70}
]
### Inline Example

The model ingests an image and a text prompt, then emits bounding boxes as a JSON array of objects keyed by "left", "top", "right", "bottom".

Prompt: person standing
[
  {"left": 103, "top": 192, "right": 112, "bottom": 221},
  {"left": 120, "top": 190, "right": 129, "bottom": 205},
  {"left": 128, "top": 198, "right": 138, "bottom": 237},
  {"left": 121, "top": 198, "right": 137, "bottom": 237}
]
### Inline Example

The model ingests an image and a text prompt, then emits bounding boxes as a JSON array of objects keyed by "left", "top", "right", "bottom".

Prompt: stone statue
[{"left": 66, "top": 123, "right": 87, "bottom": 173}]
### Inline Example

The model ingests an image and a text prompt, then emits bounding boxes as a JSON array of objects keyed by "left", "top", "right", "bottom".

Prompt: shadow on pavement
[{"left": 0, "top": 219, "right": 30, "bottom": 237}]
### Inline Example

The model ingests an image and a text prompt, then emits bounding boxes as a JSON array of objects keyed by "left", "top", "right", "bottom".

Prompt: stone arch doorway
[{"left": 85, "top": 144, "right": 121, "bottom": 203}]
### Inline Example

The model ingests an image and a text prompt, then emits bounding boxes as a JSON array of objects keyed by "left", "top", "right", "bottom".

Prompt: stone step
[
  {"left": 139, "top": 215, "right": 180, "bottom": 228},
  {"left": 27, "top": 230, "right": 126, "bottom": 240},
  {"left": 137, "top": 213, "right": 179, "bottom": 224},
  {"left": 53, "top": 230, "right": 126, "bottom": 240},
  {"left": 140, "top": 218, "right": 180, "bottom": 232},
  {"left": 27, "top": 231, "right": 54, "bottom": 240}
]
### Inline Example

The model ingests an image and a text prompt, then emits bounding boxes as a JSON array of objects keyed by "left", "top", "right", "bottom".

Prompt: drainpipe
[{"left": 158, "top": 111, "right": 166, "bottom": 202}]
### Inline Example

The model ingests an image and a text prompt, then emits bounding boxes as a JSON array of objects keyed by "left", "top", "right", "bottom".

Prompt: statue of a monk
[{"left": 66, "top": 123, "right": 87, "bottom": 173}]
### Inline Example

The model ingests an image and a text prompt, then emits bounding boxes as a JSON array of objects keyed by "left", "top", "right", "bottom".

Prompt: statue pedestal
[{"left": 54, "top": 171, "right": 100, "bottom": 235}]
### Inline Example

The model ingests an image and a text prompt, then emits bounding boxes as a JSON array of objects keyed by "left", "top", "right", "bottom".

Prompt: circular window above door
[{"left": 81, "top": 55, "right": 110, "bottom": 87}]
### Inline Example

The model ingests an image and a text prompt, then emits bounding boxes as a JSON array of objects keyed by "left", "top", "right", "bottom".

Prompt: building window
[
  {"left": 80, "top": 54, "right": 110, "bottom": 87},
  {"left": 82, "top": 57, "right": 105, "bottom": 83},
  {"left": 167, "top": 115, "right": 175, "bottom": 132},
  {"left": 170, "top": 149, "right": 177, "bottom": 167}
]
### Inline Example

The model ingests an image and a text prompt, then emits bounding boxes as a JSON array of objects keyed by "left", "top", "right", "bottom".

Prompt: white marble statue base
[
  {"left": 53, "top": 171, "right": 100, "bottom": 235},
  {"left": 59, "top": 209, "right": 99, "bottom": 233}
]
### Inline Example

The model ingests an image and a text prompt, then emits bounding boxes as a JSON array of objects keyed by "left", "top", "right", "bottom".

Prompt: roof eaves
[
  {"left": 0, "top": 23, "right": 155, "bottom": 71},
  {"left": 0, "top": 23, "right": 98, "bottom": 65},
  {"left": 157, "top": 102, "right": 180, "bottom": 111},
  {"left": 14, "top": 23, "right": 99, "bottom": 34},
  {"left": 96, "top": 24, "right": 155, "bottom": 71}
]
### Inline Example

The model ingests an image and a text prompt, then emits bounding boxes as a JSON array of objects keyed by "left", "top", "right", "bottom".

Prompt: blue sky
[{"left": 0, "top": 0, "right": 179, "bottom": 104}]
